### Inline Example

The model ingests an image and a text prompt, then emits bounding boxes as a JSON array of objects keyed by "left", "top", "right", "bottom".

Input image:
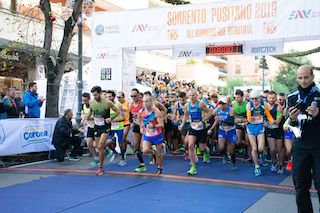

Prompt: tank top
[
  {"left": 188, "top": 101, "right": 204, "bottom": 130},
  {"left": 217, "top": 106, "right": 236, "bottom": 130},
  {"left": 267, "top": 104, "right": 278, "bottom": 129},
  {"left": 234, "top": 101, "right": 248, "bottom": 118},
  {"left": 249, "top": 101, "right": 265, "bottom": 124},
  {"left": 110, "top": 101, "right": 124, "bottom": 130},
  {"left": 141, "top": 108, "right": 162, "bottom": 137},
  {"left": 91, "top": 98, "right": 110, "bottom": 126},
  {"left": 130, "top": 101, "right": 143, "bottom": 125}
]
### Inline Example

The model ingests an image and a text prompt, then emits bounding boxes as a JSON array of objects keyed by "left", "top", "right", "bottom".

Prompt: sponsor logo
[
  {"left": 251, "top": 46, "right": 277, "bottom": 54},
  {"left": 131, "top": 24, "right": 159, "bottom": 32},
  {"left": 95, "top": 25, "right": 104, "bottom": 36},
  {"left": 101, "top": 68, "right": 112, "bottom": 80},
  {"left": 21, "top": 125, "right": 51, "bottom": 147},
  {"left": 105, "top": 25, "right": 120, "bottom": 34},
  {"left": 288, "top": 9, "right": 320, "bottom": 20},
  {"left": 96, "top": 52, "right": 119, "bottom": 60},
  {"left": 168, "top": 29, "right": 179, "bottom": 40},
  {"left": 263, "top": 22, "right": 277, "bottom": 34},
  {"left": 0, "top": 125, "right": 5, "bottom": 145},
  {"left": 178, "top": 51, "right": 203, "bottom": 58}
]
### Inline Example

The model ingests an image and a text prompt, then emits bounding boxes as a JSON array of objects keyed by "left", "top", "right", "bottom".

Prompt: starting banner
[
  {"left": 0, "top": 118, "right": 57, "bottom": 156},
  {"left": 92, "top": 0, "right": 320, "bottom": 48}
]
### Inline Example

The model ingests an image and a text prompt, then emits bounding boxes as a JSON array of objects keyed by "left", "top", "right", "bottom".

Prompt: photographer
[{"left": 287, "top": 65, "right": 320, "bottom": 213}]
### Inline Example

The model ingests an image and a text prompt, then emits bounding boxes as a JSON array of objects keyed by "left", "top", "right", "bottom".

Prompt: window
[{"left": 236, "top": 64, "right": 241, "bottom": 74}]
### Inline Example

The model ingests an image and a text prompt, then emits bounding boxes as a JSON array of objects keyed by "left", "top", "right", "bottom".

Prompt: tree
[
  {"left": 274, "top": 52, "right": 312, "bottom": 93},
  {"left": 39, "top": 0, "right": 83, "bottom": 117},
  {"left": 225, "top": 77, "right": 244, "bottom": 95},
  {"left": 270, "top": 80, "right": 289, "bottom": 94}
]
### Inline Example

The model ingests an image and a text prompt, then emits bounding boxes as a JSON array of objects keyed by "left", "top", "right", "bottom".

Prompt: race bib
[
  {"left": 94, "top": 117, "right": 105, "bottom": 126},
  {"left": 191, "top": 121, "right": 204, "bottom": 130},
  {"left": 111, "top": 122, "right": 120, "bottom": 129},
  {"left": 146, "top": 126, "right": 158, "bottom": 137},
  {"left": 252, "top": 115, "right": 263, "bottom": 124},
  {"left": 132, "top": 115, "right": 139, "bottom": 125}
]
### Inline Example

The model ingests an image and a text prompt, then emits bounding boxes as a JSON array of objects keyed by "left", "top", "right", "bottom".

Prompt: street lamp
[
  {"left": 76, "top": 16, "right": 83, "bottom": 127},
  {"left": 259, "top": 55, "right": 268, "bottom": 92}
]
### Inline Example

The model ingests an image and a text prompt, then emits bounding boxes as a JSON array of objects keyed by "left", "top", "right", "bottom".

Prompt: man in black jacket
[
  {"left": 287, "top": 65, "right": 320, "bottom": 213},
  {"left": 52, "top": 109, "right": 81, "bottom": 162}
]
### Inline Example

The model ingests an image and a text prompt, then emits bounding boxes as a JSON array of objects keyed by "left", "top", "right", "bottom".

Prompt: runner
[
  {"left": 172, "top": 92, "right": 190, "bottom": 156},
  {"left": 130, "top": 88, "right": 146, "bottom": 172},
  {"left": 105, "top": 90, "right": 126, "bottom": 166},
  {"left": 87, "top": 86, "right": 120, "bottom": 175},
  {"left": 139, "top": 92, "right": 165, "bottom": 174},
  {"left": 232, "top": 90, "right": 250, "bottom": 161},
  {"left": 117, "top": 91, "right": 131, "bottom": 158},
  {"left": 246, "top": 90, "right": 273, "bottom": 176},
  {"left": 265, "top": 91, "right": 285, "bottom": 174},
  {"left": 208, "top": 96, "right": 238, "bottom": 169},
  {"left": 179, "top": 89, "right": 211, "bottom": 175},
  {"left": 80, "top": 92, "right": 97, "bottom": 166}
]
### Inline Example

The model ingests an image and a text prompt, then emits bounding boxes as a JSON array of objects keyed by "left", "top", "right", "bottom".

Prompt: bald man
[{"left": 287, "top": 65, "right": 320, "bottom": 212}]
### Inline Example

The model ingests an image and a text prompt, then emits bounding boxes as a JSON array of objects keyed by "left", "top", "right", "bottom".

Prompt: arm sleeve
[
  {"left": 265, "top": 108, "right": 274, "bottom": 122},
  {"left": 246, "top": 111, "right": 252, "bottom": 122}
]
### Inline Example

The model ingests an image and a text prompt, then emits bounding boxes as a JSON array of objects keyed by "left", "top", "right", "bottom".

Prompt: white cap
[
  {"left": 218, "top": 96, "right": 228, "bottom": 104},
  {"left": 250, "top": 90, "right": 261, "bottom": 99}
]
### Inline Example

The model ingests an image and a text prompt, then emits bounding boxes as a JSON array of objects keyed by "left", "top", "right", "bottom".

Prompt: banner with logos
[
  {"left": 243, "top": 40, "right": 284, "bottom": 56},
  {"left": 91, "top": 48, "right": 123, "bottom": 92},
  {"left": 92, "top": 0, "right": 320, "bottom": 48},
  {"left": 122, "top": 48, "right": 136, "bottom": 97},
  {"left": 0, "top": 118, "right": 57, "bottom": 156},
  {"left": 173, "top": 46, "right": 206, "bottom": 59}
]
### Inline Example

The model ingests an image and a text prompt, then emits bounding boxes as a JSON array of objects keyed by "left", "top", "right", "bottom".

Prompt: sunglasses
[
  {"left": 278, "top": 99, "right": 285, "bottom": 101},
  {"left": 251, "top": 98, "right": 259, "bottom": 100},
  {"left": 131, "top": 95, "right": 137, "bottom": 98},
  {"left": 116, "top": 96, "right": 122, "bottom": 98}
]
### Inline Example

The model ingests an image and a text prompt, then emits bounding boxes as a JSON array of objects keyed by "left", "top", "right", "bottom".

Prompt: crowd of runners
[{"left": 80, "top": 80, "right": 294, "bottom": 177}]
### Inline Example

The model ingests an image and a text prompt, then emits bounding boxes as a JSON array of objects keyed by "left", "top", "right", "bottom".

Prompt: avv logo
[
  {"left": 95, "top": 25, "right": 104, "bottom": 36},
  {"left": 0, "top": 124, "right": 5, "bottom": 145},
  {"left": 21, "top": 125, "right": 52, "bottom": 147}
]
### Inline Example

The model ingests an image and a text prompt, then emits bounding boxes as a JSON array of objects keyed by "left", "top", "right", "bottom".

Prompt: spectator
[
  {"left": 15, "top": 89, "right": 25, "bottom": 117},
  {"left": 0, "top": 93, "right": 6, "bottom": 119},
  {"left": 52, "top": 109, "right": 82, "bottom": 162},
  {"left": 2, "top": 88, "right": 19, "bottom": 118},
  {"left": 24, "top": 82, "right": 45, "bottom": 118}
]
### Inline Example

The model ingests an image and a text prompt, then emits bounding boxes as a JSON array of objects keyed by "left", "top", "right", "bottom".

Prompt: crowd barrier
[{"left": 0, "top": 118, "right": 57, "bottom": 156}]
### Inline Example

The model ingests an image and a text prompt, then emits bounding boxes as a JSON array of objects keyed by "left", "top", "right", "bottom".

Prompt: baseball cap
[
  {"left": 250, "top": 90, "right": 261, "bottom": 99},
  {"left": 218, "top": 96, "right": 228, "bottom": 104}
]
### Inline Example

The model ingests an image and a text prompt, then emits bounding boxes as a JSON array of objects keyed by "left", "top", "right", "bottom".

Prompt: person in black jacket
[
  {"left": 2, "top": 88, "right": 19, "bottom": 118},
  {"left": 52, "top": 109, "right": 82, "bottom": 162},
  {"left": 287, "top": 65, "right": 320, "bottom": 213}
]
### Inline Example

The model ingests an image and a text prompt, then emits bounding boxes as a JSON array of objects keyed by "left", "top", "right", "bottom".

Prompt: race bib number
[
  {"left": 191, "top": 121, "right": 204, "bottom": 130},
  {"left": 94, "top": 117, "right": 105, "bottom": 126},
  {"left": 146, "top": 126, "right": 158, "bottom": 137},
  {"left": 132, "top": 115, "right": 139, "bottom": 125},
  {"left": 111, "top": 122, "right": 120, "bottom": 129}
]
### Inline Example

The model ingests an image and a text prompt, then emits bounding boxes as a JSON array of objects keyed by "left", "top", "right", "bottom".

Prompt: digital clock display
[{"left": 206, "top": 45, "right": 243, "bottom": 55}]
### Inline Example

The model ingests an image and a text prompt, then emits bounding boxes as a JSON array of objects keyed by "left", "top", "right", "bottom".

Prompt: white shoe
[
  {"left": 271, "top": 163, "right": 278, "bottom": 172},
  {"left": 110, "top": 153, "right": 118, "bottom": 162},
  {"left": 118, "top": 160, "right": 127, "bottom": 167},
  {"left": 277, "top": 166, "right": 284, "bottom": 174}
]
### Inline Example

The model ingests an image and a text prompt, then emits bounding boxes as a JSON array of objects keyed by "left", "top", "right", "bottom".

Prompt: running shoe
[
  {"left": 118, "top": 160, "right": 127, "bottom": 167},
  {"left": 68, "top": 156, "right": 80, "bottom": 161},
  {"left": 157, "top": 168, "right": 163, "bottom": 175},
  {"left": 271, "top": 162, "right": 278, "bottom": 172},
  {"left": 134, "top": 164, "right": 146, "bottom": 173},
  {"left": 203, "top": 152, "right": 210, "bottom": 163},
  {"left": 196, "top": 147, "right": 201, "bottom": 155},
  {"left": 286, "top": 161, "right": 293, "bottom": 171},
  {"left": 254, "top": 167, "right": 262, "bottom": 176},
  {"left": 222, "top": 155, "right": 228, "bottom": 164},
  {"left": 187, "top": 165, "right": 197, "bottom": 175},
  {"left": 109, "top": 153, "right": 118, "bottom": 163},
  {"left": 89, "top": 159, "right": 99, "bottom": 166},
  {"left": 96, "top": 167, "right": 104, "bottom": 176},
  {"left": 277, "top": 166, "right": 284, "bottom": 174}
]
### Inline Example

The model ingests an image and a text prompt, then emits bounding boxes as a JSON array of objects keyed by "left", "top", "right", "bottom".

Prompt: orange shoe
[{"left": 286, "top": 161, "right": 292, "bottom": 171}]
